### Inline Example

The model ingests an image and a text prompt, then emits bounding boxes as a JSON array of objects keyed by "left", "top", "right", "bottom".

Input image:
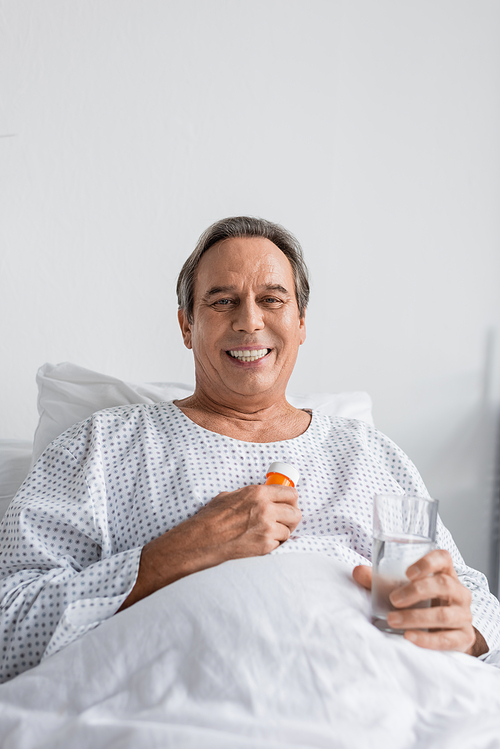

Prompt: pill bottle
[{"left": 265, "top": 461, "right": 300, "bottom": 487}]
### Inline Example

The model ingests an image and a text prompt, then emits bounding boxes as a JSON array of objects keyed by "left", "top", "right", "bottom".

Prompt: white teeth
[{"left": 229, "top": 348, "right": 269, "bottom": 362}]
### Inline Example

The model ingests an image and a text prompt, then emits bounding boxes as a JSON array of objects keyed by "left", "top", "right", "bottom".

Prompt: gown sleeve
[{"left": 0, "top": 417, "right": 142, "bottom": 682}]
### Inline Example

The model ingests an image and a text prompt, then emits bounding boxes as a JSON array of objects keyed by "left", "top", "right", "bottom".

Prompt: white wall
[{"left": 1, "top": 1, "right": 499, "bottom": 581}]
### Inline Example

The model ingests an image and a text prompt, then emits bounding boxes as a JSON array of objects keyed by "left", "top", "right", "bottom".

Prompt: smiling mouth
[{"left": 227, "top": 348, "right": 271, "bottom": 362}]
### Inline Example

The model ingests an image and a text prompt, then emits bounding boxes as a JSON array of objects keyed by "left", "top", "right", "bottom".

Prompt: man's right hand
[{"left": 118, "top": 484, "right": 301, "bottom": 611}]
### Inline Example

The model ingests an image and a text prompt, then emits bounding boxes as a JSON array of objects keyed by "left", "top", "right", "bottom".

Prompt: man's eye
[
  {"left": 263, "top": 297, "right": 281, "bottom": 304},
  {"left": 213, "top": 299, "right": 233, "bottom": 306}
]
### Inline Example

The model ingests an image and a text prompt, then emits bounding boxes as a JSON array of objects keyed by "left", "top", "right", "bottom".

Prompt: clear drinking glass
[{"left": 371, "top": 493, "right": 439, "bottom": 634}]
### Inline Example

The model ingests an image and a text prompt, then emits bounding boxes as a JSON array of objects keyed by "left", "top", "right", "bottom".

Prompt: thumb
[{"left": 353, "top": 565, "right": 373, "bottom": 590}]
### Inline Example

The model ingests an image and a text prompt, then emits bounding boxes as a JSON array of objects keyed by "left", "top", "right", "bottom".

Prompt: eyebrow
[
  {"left": 202, "top": 284, "right": 290, "bottom": 300},
  {"left": 203, "top": 285, "right": 237, "bottom": 299}
]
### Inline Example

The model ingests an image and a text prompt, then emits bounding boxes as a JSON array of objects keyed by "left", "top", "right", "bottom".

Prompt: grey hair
[{"left": 176, "top": 216, "right": 310, "bottom": 323}]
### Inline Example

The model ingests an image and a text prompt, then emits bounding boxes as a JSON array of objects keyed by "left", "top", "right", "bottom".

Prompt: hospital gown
[{"left": 0, "top": 402, "right": 499, "bottom": 682}]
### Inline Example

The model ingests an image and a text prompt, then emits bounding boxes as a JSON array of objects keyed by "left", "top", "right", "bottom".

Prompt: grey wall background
[{"left": 1, "top": 0, "right": 499, "bottom": 582}]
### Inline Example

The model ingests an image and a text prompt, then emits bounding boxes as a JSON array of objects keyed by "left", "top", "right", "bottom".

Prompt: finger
[
  {"left": 402, "top": 626, "right": 476, "bottom": 653},
  {"left": 352, "top": 565, "right": 372, "bottom": 590},
  {"left": 209, "top": 485, "right": 298, "bottom": 514},
  {"left": 387, "top": 603, "right": 472, "bottom": 632},
  {"left": 273, "top": 503, "right": 302, "bottom": 532},
  {"left": 242, "top": 483, "right": 299, "bottom": 508},
  {"left": 274, "top": 521, "right": 292, "bottom": 544},
  {"left": 405, "top": 548, "right": 456, "bottom": 581},
  {"left": 390, "top": 573, "right": 471, "bottom": 609},
  {"left": 268, "top": 485, "right": 299, "bottom": 506}
]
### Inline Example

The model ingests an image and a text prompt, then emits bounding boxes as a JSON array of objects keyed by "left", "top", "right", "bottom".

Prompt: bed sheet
[{"left": 0, "top": 553, "right": 499, "bottom": 749}]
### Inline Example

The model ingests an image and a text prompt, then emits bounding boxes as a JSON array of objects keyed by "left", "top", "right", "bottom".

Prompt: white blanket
[{"left": 0, "top": 553, "right": 499, "bottom": 749}]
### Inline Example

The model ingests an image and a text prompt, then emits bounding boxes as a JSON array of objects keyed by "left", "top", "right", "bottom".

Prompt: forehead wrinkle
[
  {"left": 204, "top": 282, "right": 290, "bottom": 296},
  {"left": 202, "top": 257, "right": 291, "bottom": 287},
  {"left": 194, "top": 238, "right": 296, "bottom": 303}
]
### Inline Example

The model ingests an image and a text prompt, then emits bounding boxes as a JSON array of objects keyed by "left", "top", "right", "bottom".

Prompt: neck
[{"left": 174, "top": 387, "right": 311, "bottom": 443}]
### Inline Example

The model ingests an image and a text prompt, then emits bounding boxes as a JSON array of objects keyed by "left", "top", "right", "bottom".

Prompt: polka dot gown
[{"left": 0, "top": 403, "right": 499, "bottom": 682}]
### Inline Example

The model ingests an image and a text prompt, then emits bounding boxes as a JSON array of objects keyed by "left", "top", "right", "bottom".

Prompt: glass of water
[{"left": 371, "top": 493, "right": 439, "bottom": 634}]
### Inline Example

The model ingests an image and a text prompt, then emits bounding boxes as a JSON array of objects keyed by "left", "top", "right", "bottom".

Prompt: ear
[
  {"left": 178, "top": 309, "right": 193, "bottom": 350},
  {"left": 299, "top": 311, "right": 306, "bottom": 346}
]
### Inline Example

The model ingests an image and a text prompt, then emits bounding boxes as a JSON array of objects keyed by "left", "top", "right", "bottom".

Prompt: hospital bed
[{"left": 0, "top": 363, "right": 500, "bottom": 749}]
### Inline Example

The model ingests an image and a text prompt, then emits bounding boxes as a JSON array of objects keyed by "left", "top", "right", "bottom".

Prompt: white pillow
[
  {"left": 0, "top": 440, "right": 33, "bottom": 519},
  {"left": 32, "top": 362, "right": 374, "bottom": 464}
]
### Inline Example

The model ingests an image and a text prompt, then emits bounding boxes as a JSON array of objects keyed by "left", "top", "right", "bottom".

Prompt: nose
[{"left": 232, "top": 298, "right": 265, "bottom": 333}]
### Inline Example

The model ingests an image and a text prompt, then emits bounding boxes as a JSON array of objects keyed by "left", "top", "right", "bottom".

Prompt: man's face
[{"left": 178, "top": 236, "right": 306, "bottom": 408}]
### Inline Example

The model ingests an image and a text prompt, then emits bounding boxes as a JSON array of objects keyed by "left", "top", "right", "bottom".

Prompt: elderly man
[{"left": 0, "top": 217, "right": 498, "bottom": 682}]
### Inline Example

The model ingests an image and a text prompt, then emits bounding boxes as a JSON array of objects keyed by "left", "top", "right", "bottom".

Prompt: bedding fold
[{"left": 0, "top": 553, "right": 499, "bottom": 749}]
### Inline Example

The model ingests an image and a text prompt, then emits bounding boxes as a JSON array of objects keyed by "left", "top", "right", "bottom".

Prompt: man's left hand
[{"left": 353, "top": 549, "right": 488, "bottom": 656}]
